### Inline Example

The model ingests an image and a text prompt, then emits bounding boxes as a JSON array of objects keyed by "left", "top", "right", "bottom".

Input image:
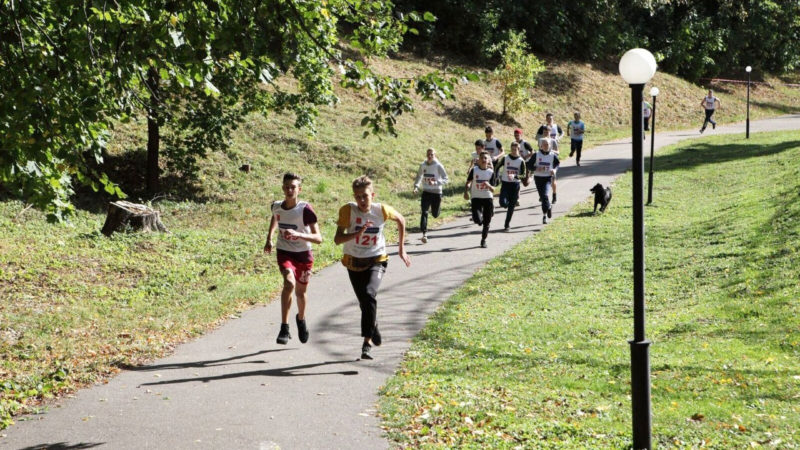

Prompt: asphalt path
[{"left": 3, "top": 115, "right": 799, "bottom": 449}]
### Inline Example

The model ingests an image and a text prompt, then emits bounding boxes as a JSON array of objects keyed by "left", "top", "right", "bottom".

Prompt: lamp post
[
  {"left": 619, "top": 48, "right": 656, "bottom": 450},
  {"left": 647, "top": 87, "right": 659, "bottom": 205},
  {"left": 746, "top": 66, "right": 752, "bottom": 139}
]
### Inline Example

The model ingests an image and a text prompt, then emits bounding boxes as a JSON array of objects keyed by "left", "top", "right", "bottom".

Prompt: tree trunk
[
  {"left": 101, "top": 201, "right": 168, "bottom": 236},
  {"left": 146, "top": 67, "right": 160, "bottom": 194}
]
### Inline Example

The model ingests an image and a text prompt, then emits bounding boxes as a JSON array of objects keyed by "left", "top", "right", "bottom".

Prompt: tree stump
[{"left": 101, "top": 201, "right": 168, "bottom": 236}]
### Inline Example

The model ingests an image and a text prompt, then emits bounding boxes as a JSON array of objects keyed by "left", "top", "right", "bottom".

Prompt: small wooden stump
[{"left": 101, "top": 201, "right": 168, "bottom": 237}]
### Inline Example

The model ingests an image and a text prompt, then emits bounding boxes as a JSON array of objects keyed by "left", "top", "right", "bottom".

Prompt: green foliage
[
  {"left": 395, "top": 0, "right": 800, "bottom": 79},
  {"left": 0, "top": 0, "right": 462, "bottom": 219},
  {"left": 488, "top": 33, "right": 545, "bottom": 118}
]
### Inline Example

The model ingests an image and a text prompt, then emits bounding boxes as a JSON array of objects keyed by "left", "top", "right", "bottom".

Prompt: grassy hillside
[
  {"left": 379, "top": 131, "right": 800, "bottom": 448},
  {"left": 1, "top": 53, "right": 799, "bottom": 428}
]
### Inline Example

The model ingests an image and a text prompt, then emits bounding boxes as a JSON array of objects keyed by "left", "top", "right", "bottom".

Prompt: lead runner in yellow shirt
[{"left": 334, "top": 175, "right": 411, "bottom": 360}]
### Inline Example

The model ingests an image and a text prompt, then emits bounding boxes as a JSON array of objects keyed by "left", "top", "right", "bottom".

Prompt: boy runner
[
  {"left": 700, "top": 89, "right": 721, "bottom": 133},
  {"left": 532, "top": 138, "right": 560, "bottom": 224},
  {"left": 335, "top": 175, "right": 411, "bottom": 360},
  {"left": 514, "top": 128, "right": 536, "bottom": 175},
  {"left": 413, "top": 148, "right": 449, "bottom": 243},
  {"left": 537, "top": 113, "right": 563, "bottom": 204},
  {"left": 469, "top": 139, "right": 485, "bottom": 170},
  {"left": 567, "top": 112, "right": 586, "bottom": 166},
  {"left": 264, "top": 172, "right": 323, "bottom": 345},
  {"left": 464, "top": 151, "right": 495, "bottom": 248},
  {"left": 483, "top": 126, "right": 503, "bottom": 185},
  {"left": 495, "top": 141, "right": 528, "bottom": 231}
]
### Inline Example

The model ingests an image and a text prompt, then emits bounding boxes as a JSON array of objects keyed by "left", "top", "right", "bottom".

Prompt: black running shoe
[
  {"left": 372, "top": 324, "right": 382, "bottom": 346},
  {"left": 552, "top": 193, "right": 557, "bottom": 204},
  {"left": 361, "top": 343, "right": 373, "bottom": 360},
  {"left": 547, "top": 208, "right": 552, "bottom": 218},
  {"left": 543, "top": 216, "right": 548, "bottom": 224},
  {"left": 712, "top": 122, "right": 716, "bottom": 129},
  {"left": 276, "top": 323, "right": 291, "bottom": 345},
  {"left": 480, "top": 240, "right": 487, "bottom": 248},
  {"left": 296, "top": 314, "right": 309, "bottom": 344}
]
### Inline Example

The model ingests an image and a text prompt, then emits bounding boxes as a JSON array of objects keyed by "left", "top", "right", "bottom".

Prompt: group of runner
[{"left": 263, "top": 112, "right": 586, "bottom": 360}]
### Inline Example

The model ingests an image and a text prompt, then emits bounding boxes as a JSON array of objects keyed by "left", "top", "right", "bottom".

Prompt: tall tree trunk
[{"left": 146, "top": 67, "right": 160, "bottom": 194}]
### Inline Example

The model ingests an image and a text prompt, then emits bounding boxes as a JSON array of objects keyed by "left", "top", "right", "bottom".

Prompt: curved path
[{"left": 3, "top": 115, "right": 799, "bottom": 449}]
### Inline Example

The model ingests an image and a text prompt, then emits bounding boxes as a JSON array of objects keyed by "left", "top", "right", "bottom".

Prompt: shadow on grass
[
  {"left": 649, "top": 139, "right": 800, "bottom": 173},
  {"left": 536, "top": 70, "right": 579, "bottom": 96},
  {"left": 71, "top": 148, "right": 211, "bottom": 214},
  {"left": 439, "top": 100, "right": 521, "bottom": 129},
  {"left": 751, "top": 99, "right": 800, "bottom": 114}
]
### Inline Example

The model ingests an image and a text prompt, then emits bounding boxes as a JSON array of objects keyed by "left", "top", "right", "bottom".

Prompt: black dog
[{"left": 590, "top": 183, "right": 612, "bottom": 214}]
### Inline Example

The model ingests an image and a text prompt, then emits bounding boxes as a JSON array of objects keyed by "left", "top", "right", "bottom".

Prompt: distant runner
[
  {"left": 413, "top": 148, "right": 449, "bottom": 243},
  {"left": 700, "top": 89, "right": 721, "bottom": 133},
  {"left": 567, "top": 112, "right": 586, "bottom": 166},
  {"left": 533, "top": 138, "right": 560, "bottom": 224},
  {"left": 464, "top": 151, "right": 495, "bottom": 248},
  {"left": 495, "top": 141, "right": 528, "bottom": 231}
]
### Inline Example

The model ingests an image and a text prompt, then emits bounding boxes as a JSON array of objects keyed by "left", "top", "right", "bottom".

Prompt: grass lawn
[{"left": 379, "top": 131, "right": 800, "bottom": 448}]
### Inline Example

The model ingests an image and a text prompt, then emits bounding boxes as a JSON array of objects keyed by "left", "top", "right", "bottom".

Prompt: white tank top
[
  {"left": 500, "top": 156, "right": 524, "bottom": 183},
  {"left": 342, "top": 203, "right": 387, "bottom": 258},
  {"left": 533, "top": 151, "right": 556, "bottom": 177},
  {"left": 518, "top": 139, "right": 532, "bottom": 159},
  {"left": 484, "top": 138, "right": 501, "bottom": 158},
  {"left": 704, "top": 96, "right": 717, "bottom": 109},
  {"left": 470, "top": 167, "right": 495, "bottom": 199},
  {"left": 272, "top": 201, "right": 312, "bottom": 253}
]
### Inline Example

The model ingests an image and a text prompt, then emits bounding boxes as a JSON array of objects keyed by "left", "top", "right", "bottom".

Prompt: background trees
[{"left": 1, "top": 0, "right": 448, "bottom": 220}]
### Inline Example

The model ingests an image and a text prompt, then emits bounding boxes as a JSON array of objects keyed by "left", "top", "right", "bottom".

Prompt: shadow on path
[
  {"left": 115, "top": 349, "right": 290, "bottom": 372},
  {"left": 18, "top": 444, "right": 103, "bottom": 450},
  {"left": 139, "top": 360, "right": 359, "bottom": 386}
]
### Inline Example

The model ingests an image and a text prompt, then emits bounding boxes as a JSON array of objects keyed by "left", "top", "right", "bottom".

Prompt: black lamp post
[
  {"left": 746, "top": 66, "right": 752, "bottom": 139},
  {"left": 647, "top": 87, "right": 659, "bottom": 205},
  {"left": 619, "top": 48, "right": 656, "bottom": 450}
]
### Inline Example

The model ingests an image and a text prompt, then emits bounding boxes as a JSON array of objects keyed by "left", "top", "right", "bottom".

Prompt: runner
[
  {"left": 334, "top": 175, "right": 411, "bottom": 360},
  {"left": 413, "top": 148, "right": 449, "bottom": 243},
  {"left": 495, "top": 141, "right": 528, "bottom": 231},
  {"left": 567, "top": 112, "right": 586, "bottom": 166},
  {"left": 514, "top": 127, "right": 536, "bottom": 177},
  {"left": 700, "top": 89, "right": 721, "bottom": 133},
  {"left": 642, "top": 100, "right": 652, "bottom": 139},
  {"left": 537, "top": 114, "right": 563, "bottom": 204},
  {"left": 464, "top": 151, "right": 495, "bottom": 248},
  {"left": 532, "top": 138, "right": 560, "bottom": 224},
  {"left": 483, "top": 125, "right": 504, "bottom": 185},
  {"left": 469, "top": 139, "right": 485, "bottom": 170},
  {"left": 264, "top": 172, "right": 323, "bottom": 345}
]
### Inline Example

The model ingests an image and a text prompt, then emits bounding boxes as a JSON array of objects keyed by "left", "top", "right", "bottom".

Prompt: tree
[
  {"left": 1, "top": 0, "right": 458, "bottom": 221},
  {"left": 490, "top": 33, "right": 545, "bottom": 118}
]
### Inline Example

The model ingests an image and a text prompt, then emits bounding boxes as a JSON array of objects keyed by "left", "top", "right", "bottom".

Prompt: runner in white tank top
[{"left": 264, "top": 172, "right": 323, "bottom": 345}]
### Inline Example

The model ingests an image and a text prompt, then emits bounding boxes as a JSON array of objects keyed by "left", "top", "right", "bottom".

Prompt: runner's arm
[
  {"left": 284, "top": 222, "right": 322, "bottom": 244},
  {"left": 389, "top": 213, "right": 411, "bottom": 267},
  {"left": 264, "top": 214, "right": 277, "bottom": 253}
]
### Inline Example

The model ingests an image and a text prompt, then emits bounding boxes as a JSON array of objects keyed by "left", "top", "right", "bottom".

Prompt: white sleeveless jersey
[
  {"left": 483, "top": 138, "right": 502, "bottom": 158},
  {"left": 470, "top": 166, "right": 495, "bottom": 199},
  {"left": 704, "top": 96, "right": 717, "bottom": 109},
  {"left": 500, "top": 156, "right": 524, "bottom": 183},
  {"left": 533, "top": 151, "right": 557, "bottom": 177},
  {"left": 518, "top": 139, "right": 533, "bottom": 159},
  {"left": 272, "top": 201, "right": 312, "bottom": 253},
  {"left": 342, "top": 203, "right": 387, "bottom": 258}
]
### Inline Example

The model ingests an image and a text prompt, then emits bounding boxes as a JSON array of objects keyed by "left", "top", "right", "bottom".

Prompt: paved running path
[{"left": 3, "top": 115, "right": 799, "bottom": 449}]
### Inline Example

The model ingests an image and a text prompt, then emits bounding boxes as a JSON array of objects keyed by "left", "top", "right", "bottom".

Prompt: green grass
[
  {"left": 378, "top": 131, "right": 800, "bottom": 448},
  {"left": 1, "top": 51, "right": 799, "bottom": 431}
]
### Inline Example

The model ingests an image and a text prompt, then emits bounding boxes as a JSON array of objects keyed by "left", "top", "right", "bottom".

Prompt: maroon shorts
[{"left": 277, "top": 252, "right": 313, "bottom": 285}]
